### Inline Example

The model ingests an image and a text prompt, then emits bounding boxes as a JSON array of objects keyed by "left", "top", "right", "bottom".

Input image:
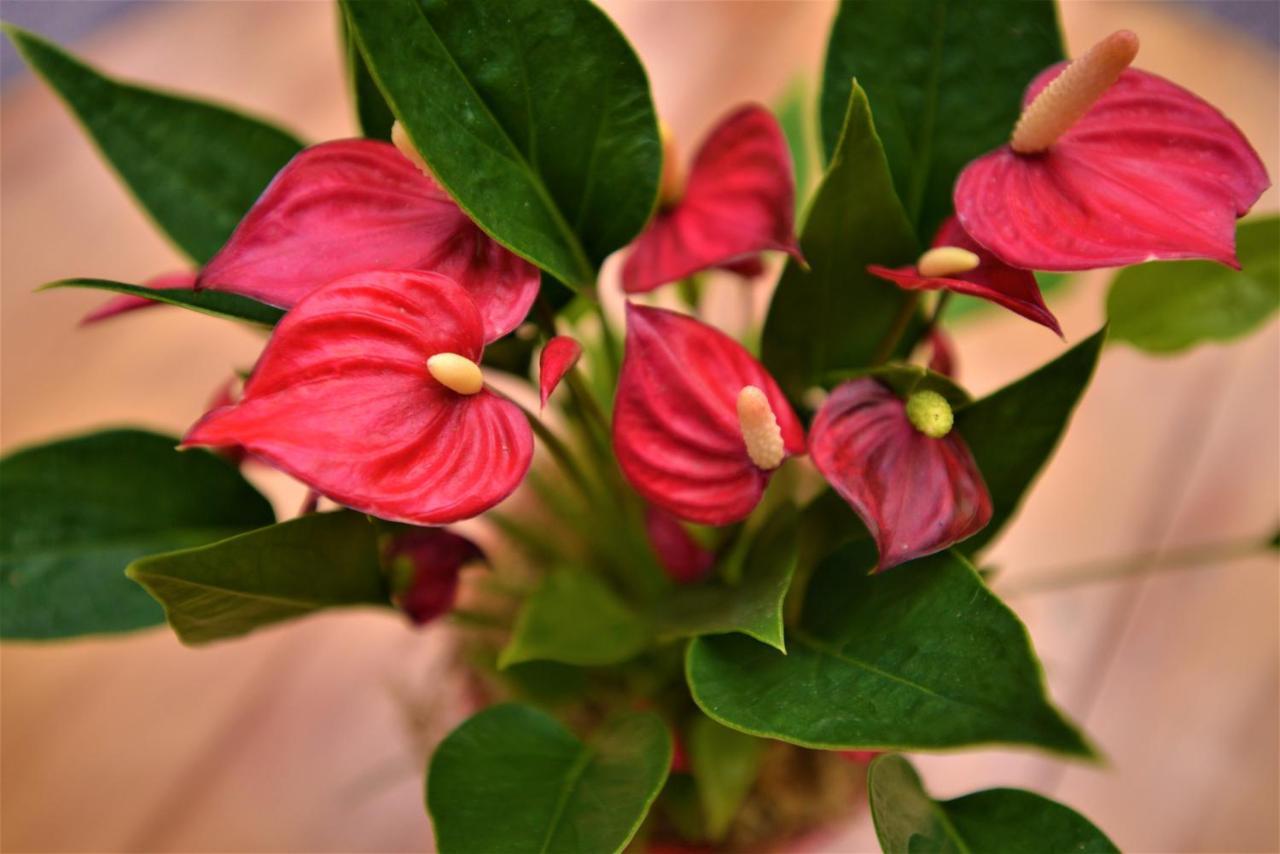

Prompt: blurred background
[{"left": 1, "top": 1, "right": 1277, "bottom": 851}]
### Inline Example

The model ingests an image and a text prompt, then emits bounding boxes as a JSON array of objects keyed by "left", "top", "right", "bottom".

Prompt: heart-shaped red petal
[
  {"left": 809, "top": 379, "right": 991, "bottom": 571},
  {"left": 868, "top": 217, "right": 1061, "bottom": 335},
  {"left": 612, "top": 304, "right": 804, "bottom": 526},
  {"left": 644, "top": 504, "right": 714, "bottom": 584},
  {"left": 538, "top": 335, "right": 582, "bottom": 411},
  {"left": 955, "top": 67, "right": 1269, "bottom": 271},
  {"left": 79, "top": 270, "right": 198, "bottom": 326},
  {"left": 184, "top": 270, "right": 533, "bottom": 525},
  {"left": 386, "top": 527, "right": 485, "bottom": 625},
  {"left": 199, "top": 140, "right": 540, "bottom": 341},
  {"left": 622, "top": 105, "right": 801, "bottom": 294}
]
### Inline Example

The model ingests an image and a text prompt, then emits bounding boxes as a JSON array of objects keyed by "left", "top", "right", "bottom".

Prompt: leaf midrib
[{"left": 538, "top": 742, "right": 595, "bottom": 854}]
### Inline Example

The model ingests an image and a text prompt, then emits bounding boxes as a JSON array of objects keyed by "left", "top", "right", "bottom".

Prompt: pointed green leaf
[
  {"left": 341, "top": 0, "right": 660, "bottom": 288},
  {"left": 762, "top": 83, "right": 919, "bottom": 398},
  {"left": 868, "top": 754, "right": 1118, "bottom": 854},
  {"left": 42, "top": 278, "right": 284, "bottom": 326},
  {"left": 657, "top": 504, "right": 798, "bottom": 652},
  {"left": 1108, "top": 217, "right": 1280, "bottom": 353},
  {"left": 688, "top": 715, "right": 766, "bottom": 841},
  {"left": 4, "top": 25, "right": 304, "bottom": 264},
  {"left": 820, "top": 0, "right": 1064, "bottom": 238},
  {"left": 338, "top": 5, "right": 395, "bottom": 141},
  {"left": 127, "top": 511, "right": 391, "bottom": 645},
  {"left": 427, "top": 704, "right": 671, "bottom": 854},
  {"left": 956, "top": 328, "right": 1106, "bottom": 554},
  {"left": 1, "top": 429, "right": 274, "bottom": 639},
  {"left": 687, "top": 543, "right": 1092, "bottom": 757},
  {"left": 499, "top": 571, "right": 650, "bottom": 668}
]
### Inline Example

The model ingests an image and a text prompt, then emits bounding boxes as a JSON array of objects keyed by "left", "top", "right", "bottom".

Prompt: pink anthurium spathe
[
  {"left": 612, "top": 304, "right": 804, "bottom": 526},
  {"left": 955, "top": 30, "right": 1269, "bottom": 272},
  {"left": 644, "top": 504, "right": 715, "bottom": 584},
  {"left": 79, "top": 270, "right": 197, "bottom": 325},
  {"left": 538, "top": 335, "right": 582, "bottom": 411},
  {"left": 197, "top": 139, "right": 540, "bottom": 342},
  {"left": 385, "top": 526, "right": 485, "bottom": 625},
  {"left": 184, "top": 270, "right": 534, "bottom": 525},
  {"left": 621, "top": 105, "right": 802, "bottom": 294},
  {"left": 809, "top": 379, "right": 991, "bottom": 571},
  {"left": 868, "top": 217, "right": 1062, "bottom": 335}
]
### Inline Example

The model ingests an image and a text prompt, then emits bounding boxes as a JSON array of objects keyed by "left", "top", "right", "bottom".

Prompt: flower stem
[
  {"left": 870, "top": 293, "right": 920, "bottom": 365},
  {"left": 518, "top": 402, "right": 598, "bottom": 503}
]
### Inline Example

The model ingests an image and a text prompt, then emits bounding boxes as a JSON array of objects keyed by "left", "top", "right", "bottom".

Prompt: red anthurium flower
[
  {"left": 198, "top": 138, "right": 540, "bottom": 342},
  {"left": 868, "top": 217, "right": 1062, "bottom": 335},
  {"left": 621, "top": 106, "right": 802, "bottom": 294},
  {"left": 184, "top": 270, "right": 534, "bottom": 525},
  {"left": 538, "top": 335, "right": 582, "bottom": 411},
  {"left": 644, "top": 504, "right": 715, "bottom": 584},
  {"left": 385, "top": 526, "right": 485, "bottom": 625},
  {"left": 809, "top": 379, "right": 991, "bottom": 571},
  {"left": 79, "top": 270, "right": 198, "bottom": 325},
  {"left": 838, "top": 751, "right": 883, "bottom": 766},
  {"left": 955, "top": 30, "right": 1269, "bottom": 271},
  {"left": 612, "top": 304, "right": 804, "bottom": 526}
]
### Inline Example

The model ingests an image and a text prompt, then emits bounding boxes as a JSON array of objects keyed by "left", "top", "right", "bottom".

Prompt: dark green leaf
[
  {"left": 339, "top": 5, "right": 395, "bottom": 141},
  {"left": 42, "top": 278, "right": 284, "bottom": 327},
  {"left": 827, "top": 362, "right": 971, "bottom": 406},
  {"left": 499, "top": 571, "right": 650, "bottom": 668},
  {"left": 687, "top": 543, "right": 1092, "bottom": 756},
  {"left": 342, "top": 0, "right": 660, "bottom": 288},
  {"left": 820, "top": 0, "right": 1063, "bottom": 238},
  {"left": 127, "top": 511, "right": 391, "bottom": 645},
  {"left": 657, "top": 504, "right": 798, "bottom": 652},
  {"left": 957, "top": 328, "right": 1105, "bottom": 554},
  {"left": 688, "top": 715, "right": 765, "bottom": 841},
  {"left": 5, "top": 25, "right": 304, "bottom": 264},
  {"left": 427, "top": 704, "right": 671, "bottom": 854},
  {"left": 1107, "top": 217, "right": 1280, "bottom": 353},
  {"left": 869, "top": 754, "right": 1118, "bottom": 853},
  {"left": 762, "top": 83, "right": 919, "bottom": 398},
  {"left": 1, "top": 429, "right": 274, "bottom": 639}
]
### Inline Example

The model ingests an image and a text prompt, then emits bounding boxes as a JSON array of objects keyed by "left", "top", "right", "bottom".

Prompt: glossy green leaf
[
  {"left": 687, "top": 543, "right": 1092, "bottom": 756},
  {"left": 499, "top": 571, "right": 650, "bottom": 669},
  {"left": 1, "top": 429, "right": 274, "bottom": 639},
  {"left": 820, "top": 0, "right": 1063, "bottom": 238},
  {"left": 657, "top": 504, "right": 798, "bottom": 652},
  {"left": 688, "top": 715, "right": 765, "bottom": 841},
  {"left": 1107, "top": 217, "right": 1280, "bottom": 353},
  {"left": 42, "top": 278, "right": 284, "bottom": 327},
  {"left": 762, "top": 83, "right": 919, "bottom": 399},
  {"left": 5, "top": 25, "right": 304, "bottom": 264},
  {"left": 342, "top": 0, "right": 660, "bottom": 288},
  {"left": 427, "top": 704, "right": 671, "bottom": 854},
  {"left": 339, "top": 6, "right": 395, "bottom": 141},
  {"left": 869, "top": 754, "right": 1118, "bottom": 853},
  {"left": 127, "top": 511, "right": 391, "bottom": 645},
  {"left": 956, "top": 328, "right": 1106, "bottom": 554}
]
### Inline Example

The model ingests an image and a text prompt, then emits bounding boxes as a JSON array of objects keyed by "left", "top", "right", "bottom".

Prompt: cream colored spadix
[
  {"left": 427, "top": 353, "right": 484, "bottom": 395},
  {"left": 737, "top": 385, "right": 785, "bottom": 470},
  {"left": 1011, "top": 30, "right": 1140, "bottom": 154},
  {"left": 917, "top": 246, "right": 981, "bottom": 278},
  {"left": 391, "top": 120, "right": 432, "bottom": 177}
]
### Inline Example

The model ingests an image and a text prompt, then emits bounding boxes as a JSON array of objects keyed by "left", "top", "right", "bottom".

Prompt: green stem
[
  {"left": 518, "top": 402, "right": 597, "bottom": 503},
  {"left": 594, "top": 299, "right": 622, "bottom": 379},
  {"left": 999, "top": 534, "right": 1273, "bottom": 596},
  {"left": 870, "top": 293, "right": 921, "bottom": 365}
]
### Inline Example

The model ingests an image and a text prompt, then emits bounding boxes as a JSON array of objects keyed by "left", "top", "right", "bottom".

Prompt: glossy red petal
[
  {"left": 612, "top": 304, "right": 804, "bottom": 526},
  {"left": 79, "top": 271, "right": 198, "bottom": 325},
  {"left": 716, "top": 255, "right": 767, "bottom": 279},
  {"left": 809, "top": 379, "right": 991, "bottom": 571},
  {"left": 622, "top": 105, "right": 801, "bottom": 293},
  {"left": 868, "top": 217, "right": 1061, "bottom": 335},
  {"left": 955, "top": 67, "right": 1269, "bottom": 271},
  {"left": 184, "top": 270, "right": 533, "bottom": 525},
  {"left": 538, "top": 335, "right": 582, "bottom": 411},
  {"left": 644, "top": 504, "right": 715, "bottom": 584},
  {"left": 386, "top": 527, "right": 485, "bottom": 625},
  {"left": 199, "top": 140, "right": 539, "bottom": 341}
]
